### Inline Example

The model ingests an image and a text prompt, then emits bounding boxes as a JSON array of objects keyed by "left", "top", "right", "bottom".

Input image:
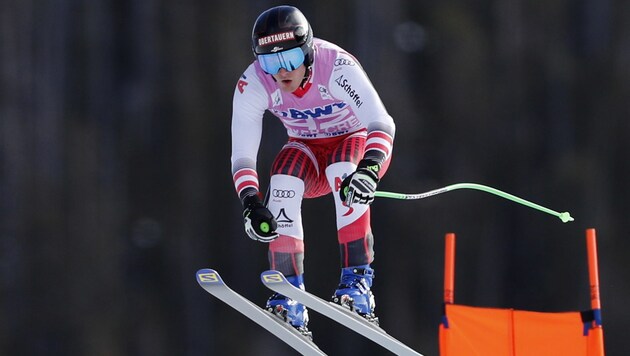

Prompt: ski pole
[{"left": 375, "top": 182, "right": 574, "bottom": 223}]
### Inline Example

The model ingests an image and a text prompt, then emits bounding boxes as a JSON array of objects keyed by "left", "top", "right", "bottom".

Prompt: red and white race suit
[{"left": 231, "top": 38, "right": 395, "bottom": 275}]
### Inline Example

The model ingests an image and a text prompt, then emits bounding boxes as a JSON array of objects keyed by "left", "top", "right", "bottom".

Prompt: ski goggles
[{"left": 257, "top": 47, "right": 305, "bottom": 74}]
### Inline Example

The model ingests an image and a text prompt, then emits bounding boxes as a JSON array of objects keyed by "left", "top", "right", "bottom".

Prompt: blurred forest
[{"left": 1, "top": 0, "right": 628, "bottom": 355}]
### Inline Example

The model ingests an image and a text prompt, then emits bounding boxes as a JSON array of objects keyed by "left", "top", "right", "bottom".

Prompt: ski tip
[
  {"left": 196, "top": 268, "right": 224, "bottom": 285},
  {"left": 261, "top": 270, "right": 287, "bottom": 284}
]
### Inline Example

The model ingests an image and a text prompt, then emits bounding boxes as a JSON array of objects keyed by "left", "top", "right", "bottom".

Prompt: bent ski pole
[{"left": 375, "top": 183, "right": 574, "bottom": 223}]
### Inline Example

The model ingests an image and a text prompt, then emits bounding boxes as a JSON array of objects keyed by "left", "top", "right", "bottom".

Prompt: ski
[
  {"left": 261, "top": 270, "right": 423, "bottom": 356},
  {"left": 196, "top": 268, "right": 327, "bottom": 356}
]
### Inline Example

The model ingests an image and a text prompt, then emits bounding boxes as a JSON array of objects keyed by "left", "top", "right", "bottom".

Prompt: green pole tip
[
  {"left": 260, "top": 222, "right": 270, "bottom": 233},
  {"left": 558, "top": 212, "right": 574, "bottom": 223}
]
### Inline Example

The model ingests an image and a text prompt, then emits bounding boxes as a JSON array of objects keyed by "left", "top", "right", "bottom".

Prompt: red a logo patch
[
  {"left": 334, "top": 177, "right": 343, "bottom": 192},
  {"left": 237, "top": 79, "right": 248, "bottom": 93}
]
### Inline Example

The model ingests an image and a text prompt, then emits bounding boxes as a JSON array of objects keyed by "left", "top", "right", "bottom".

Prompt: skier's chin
[{"left": 279, "top": 79, "right": 297, "bottom": 92}]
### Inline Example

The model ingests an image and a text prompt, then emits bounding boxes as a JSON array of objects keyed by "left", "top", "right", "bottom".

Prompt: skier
[{"left": 231, "top": 5, "right": 395, "bottom": 336}]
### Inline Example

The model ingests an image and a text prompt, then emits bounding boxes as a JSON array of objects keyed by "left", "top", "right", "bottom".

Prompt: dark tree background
[{"left": 1, "top": 0, "right": 628, "bottom": 355}]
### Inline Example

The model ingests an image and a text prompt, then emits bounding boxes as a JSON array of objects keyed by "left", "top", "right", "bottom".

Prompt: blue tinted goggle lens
[{"left": 257, "top": 47, "right": 305, "bottom": 74}]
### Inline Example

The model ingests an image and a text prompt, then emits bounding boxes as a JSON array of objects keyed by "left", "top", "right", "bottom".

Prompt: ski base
[
  {"left": 196, "top": 268, "right": 326, "bottom": 356},
  {"left": 261, "top": 270, "right": 423, "bottom": 356}
]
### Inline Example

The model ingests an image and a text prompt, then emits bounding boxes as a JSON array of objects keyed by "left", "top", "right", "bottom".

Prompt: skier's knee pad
[
  {"left": 267, "top": 174, "right": 305, "bottom": 239},
  {"left": 325, "top": 162, "right": 370, "bottom": 229}
]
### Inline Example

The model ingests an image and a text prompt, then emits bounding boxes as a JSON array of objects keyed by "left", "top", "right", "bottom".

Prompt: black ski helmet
[{"left": 252, "top": 6, "right": 314, "bottom": 68}]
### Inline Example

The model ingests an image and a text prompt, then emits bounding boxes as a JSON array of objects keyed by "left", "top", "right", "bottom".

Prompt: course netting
[{"left": 439, "top": 229, "right": 604, "bottom": 355}]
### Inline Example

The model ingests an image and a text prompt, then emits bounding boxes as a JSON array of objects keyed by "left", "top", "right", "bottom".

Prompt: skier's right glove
[{"left": 242, "top": 194, "right": 278, "bottom": 243}]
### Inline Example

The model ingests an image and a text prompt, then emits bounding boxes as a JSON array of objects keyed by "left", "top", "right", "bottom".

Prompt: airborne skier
[{"left": 231, "top": 5, "right": 396, "bottom": 336}]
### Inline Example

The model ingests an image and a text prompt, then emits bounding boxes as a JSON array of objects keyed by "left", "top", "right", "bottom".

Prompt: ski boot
[
  {"left": 265, "top": 275, "right": 312, "bottom": 339},
  {"left": 331, "top": 265, "right": 379, "bottom": 325}
]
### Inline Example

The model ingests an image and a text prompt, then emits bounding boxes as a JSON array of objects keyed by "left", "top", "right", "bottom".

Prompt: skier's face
[{"left": 273, "top": 65, "right": 306, "bottom": 92}]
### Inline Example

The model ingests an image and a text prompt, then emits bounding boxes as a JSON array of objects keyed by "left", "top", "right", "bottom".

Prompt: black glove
[
  {"left": 339, "top": 159, "right": 381, "bottom": 206},
  {"left": 242, "top": 194, "right": 278, "bottom": 242}
]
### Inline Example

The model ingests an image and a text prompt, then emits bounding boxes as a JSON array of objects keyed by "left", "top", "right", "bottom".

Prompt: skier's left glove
[
  {"left": 242, "top": 194, "right": 278, "bottom": 243},
  {"left": 339, "top": 158, "right": 381, "bottom": 206}
]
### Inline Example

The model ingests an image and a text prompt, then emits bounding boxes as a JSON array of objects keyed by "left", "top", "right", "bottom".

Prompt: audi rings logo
[
  {"left": 334, "top": 58, "right": 355, "bottom": 66},
  {"left": 272, "top": 189, "right": 296, "bottom": 198}
]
